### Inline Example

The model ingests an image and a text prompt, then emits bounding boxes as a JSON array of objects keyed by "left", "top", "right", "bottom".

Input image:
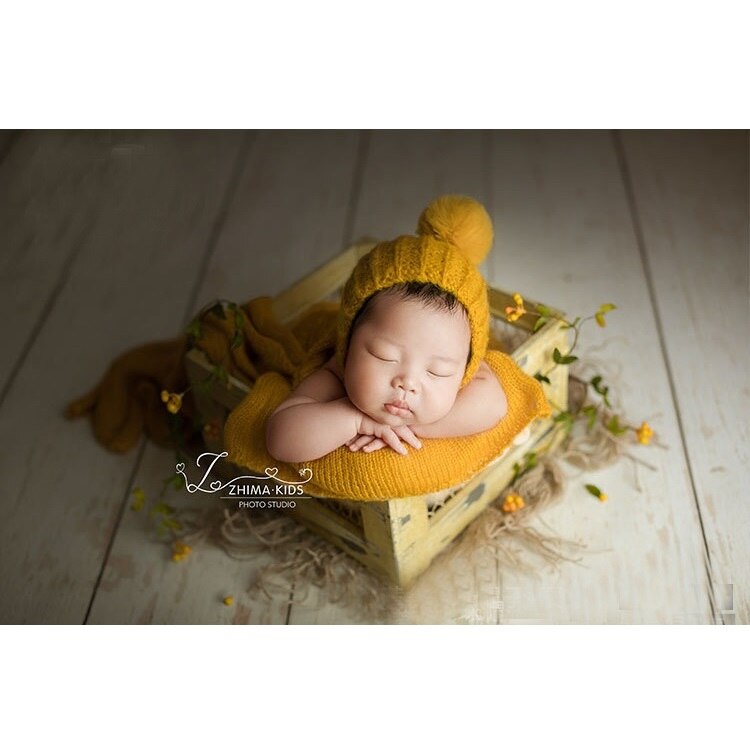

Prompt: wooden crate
[{"left": 184, "top": 240, "right": 569, "bottom": 588}]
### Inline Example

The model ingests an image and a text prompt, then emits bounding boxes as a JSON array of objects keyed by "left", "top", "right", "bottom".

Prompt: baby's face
[{"left": 343, "top": 291, "right": 470, "bottom": 427}]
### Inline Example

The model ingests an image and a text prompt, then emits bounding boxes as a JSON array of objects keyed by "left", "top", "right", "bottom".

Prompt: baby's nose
[{"left": 393, "top": 373, "right": 417, "bottom": 392}]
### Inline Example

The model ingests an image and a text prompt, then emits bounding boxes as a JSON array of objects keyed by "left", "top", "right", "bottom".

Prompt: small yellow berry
[
  {"left": 599, "top": 493, "right": 608, "bottom": 502},
  {"left": 502, "top": 493, "right": 525, "bottom": 513},
  {"left": 635, "top": 421, "right": 654, "bottom": 445},
  {"left": 223, "top": 596, "right": 234, "bottom": 606},
  {"left": 160, "top": 389, "right": 170, "bottom": 403},
  {"left": 166, "top": 394, "right": 182, "bottom": 414},
  {"left": 172, "top": 541, "right": 192, "bottom": 561}
]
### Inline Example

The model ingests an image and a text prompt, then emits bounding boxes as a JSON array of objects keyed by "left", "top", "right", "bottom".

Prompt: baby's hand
[{"left": 348, "top": 413, "right": 422, "bottom": 456}]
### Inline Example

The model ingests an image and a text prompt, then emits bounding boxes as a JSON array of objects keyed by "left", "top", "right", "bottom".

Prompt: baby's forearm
[
  {"left": 412, "top": 374, "right": 507, "bottom": 439},
  {"left": 266, "top": 397, "right": 359, "bottom": 463}
]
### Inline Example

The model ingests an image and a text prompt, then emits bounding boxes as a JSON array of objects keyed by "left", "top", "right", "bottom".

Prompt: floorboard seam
[
  {"left": 0, "top": 219, "right": 95, "bottom": 413},
  {"left": 84, "top": 133, "right": 256, "bottom": 623},
  {"left": 83, "top": 437, "right": 148, "bottom": 623},
  {"left": 612, "top": 130, "right": 720, "bottom": 624},
  {"left": 179, "top": 131, "right": 256, "bottom": 328}
]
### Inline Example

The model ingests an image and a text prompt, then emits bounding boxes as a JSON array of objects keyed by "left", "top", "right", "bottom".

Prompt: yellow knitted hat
[{"left": 336, "top": 195, "right": 494, "bottom": 387}]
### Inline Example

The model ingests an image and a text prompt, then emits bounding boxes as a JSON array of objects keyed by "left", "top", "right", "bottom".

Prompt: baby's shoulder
[
  {"left": 288, "top": 357, "right": 346, "bottom": 404},
  {"left": 322, "top": 354, "right": 344, "bottom": 381},
  {"left": 475, "top": 359, "right": 497, "bottom": 381}
]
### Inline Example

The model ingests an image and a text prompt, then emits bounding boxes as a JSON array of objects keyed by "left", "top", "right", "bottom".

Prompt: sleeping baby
[{"left": 266, "top": 194, "right": 508, "bottom": 465}]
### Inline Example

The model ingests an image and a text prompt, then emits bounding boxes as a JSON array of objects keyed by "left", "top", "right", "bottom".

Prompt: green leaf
[
  {"left": 605, "top": 415, "right": 628, "bottom": 436},
  {"left": 582, "top": 404, "right": 598, "bottom": 429},
  {"left": 209, "top": 302, "right": 226, "bottom": 319},
  {"left": 150, "top": 502, "right": 175, "bottom": 518},
  {"left": 536, "top": 303, "right": 552, "bottom": 317},
  {"left": 594, "top": 304, "right": 617, "bottom": 328},
  {"left": 533, "top": 315, "right": 550, "bottom": 332},
  {"left": 185, "top": 319, "right": 203, "bottom": 342},
  {"left": 585, "top": 484, "right": 604, "bottom": 499},
  {"left": 553, "top": 411, "right": 575, "bottom": 435},
  {"left": 552, "top": 347, "right": 578, "bottom": 364},
  {"left": 230, "top": 331, "right": 243, "bottom": 350},
  {"left": 213, "top": 364, "right": 229, "bottom": 386},
  {"left": 590, "top": 376, "right": 613, "bottom": 408},
  {"left": 511, "top": 461, "right": 522, "bottom": 484},
  {"left": 534, "top": 372, "right": 551, "bottom": 384},
  {"left": 590, "top": 375, "right": 608, "bottom": 399}
]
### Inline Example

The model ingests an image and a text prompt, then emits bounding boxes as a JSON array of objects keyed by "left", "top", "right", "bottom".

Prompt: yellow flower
[
  {"left": 599, "top": 493, "right": 608, "bottom": 503},
  {"left": 160, "top": 391, "right": 183, "bottom": 414},
  {"left": 223, "top": 596, "right": 234, "bottom": 606},
  {"left": 130, "top": 487, "right": 146, "bottom": 512},
  {"left": 635, "top": 421, "right": 654, "bottom": 445},
  {"left": 504, "top": 293, "right": 526, "bottom": 323},
  {"left": 502, "top": 493, "right": 525, "bottom": 513},
  {"left": 172, "top": 540, "right": 192, "bottom": 562}
]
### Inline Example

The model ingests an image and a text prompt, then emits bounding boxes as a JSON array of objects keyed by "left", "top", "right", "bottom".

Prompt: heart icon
[
  {"left": 210, "top": 480, "right": 222, "bottom": 491},
  {"left": 176, "top": 463, "right": 185, "bottom": 473},
  {"left": 265, "top": 467, "right": 279, "bottom": 479}
]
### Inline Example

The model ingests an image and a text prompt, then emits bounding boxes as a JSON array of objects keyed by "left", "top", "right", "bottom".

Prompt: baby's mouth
[{"left": 384, "top": 400, "right": 412, "bottom": 417}]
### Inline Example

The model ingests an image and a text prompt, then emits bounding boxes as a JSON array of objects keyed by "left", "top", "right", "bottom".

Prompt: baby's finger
[
  {"left": 380, "top": 428, "right": 407, "bottom": 455},
  {"left": 362, "top": 438, "right": 387, "bottom": 452},
  {"left": 348, "top": 435, "right": 371, "bottom": 451},
  {"left": 394, "top": 425, "right": 422, "bottom": 450}
]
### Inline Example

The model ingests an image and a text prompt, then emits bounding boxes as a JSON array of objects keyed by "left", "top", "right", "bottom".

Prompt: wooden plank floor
[{"left": 0, "top": 130, "right": 746, "bottom": 624}]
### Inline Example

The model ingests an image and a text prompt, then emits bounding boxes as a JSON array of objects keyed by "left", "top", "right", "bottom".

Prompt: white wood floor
[{"left": 0, "top": 130, "right": 746, "bottom": 624}]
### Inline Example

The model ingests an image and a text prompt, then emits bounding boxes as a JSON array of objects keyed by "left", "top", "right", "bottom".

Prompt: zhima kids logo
[{"left": 175, "top": 451, "right": 313, "bottom": 510}]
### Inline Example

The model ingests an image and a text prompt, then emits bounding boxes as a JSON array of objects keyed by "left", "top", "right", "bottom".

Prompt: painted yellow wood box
[{"left": 184, "top": 240, "right": 569, "bottom": 588}]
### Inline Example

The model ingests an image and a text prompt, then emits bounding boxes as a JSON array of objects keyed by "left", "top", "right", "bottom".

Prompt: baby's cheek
[{"left": 437, "top": 387, "right": 461, "bottom": 419}]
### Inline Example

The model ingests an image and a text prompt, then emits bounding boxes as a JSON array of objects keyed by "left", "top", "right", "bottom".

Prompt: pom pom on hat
[{"left": 417, "top": 194, "right": 494, "bottom": 265}]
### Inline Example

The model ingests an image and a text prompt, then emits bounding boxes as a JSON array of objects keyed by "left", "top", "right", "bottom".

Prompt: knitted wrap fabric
[{"left": 335, "top": 195, "right": 494, "bottom": 387}]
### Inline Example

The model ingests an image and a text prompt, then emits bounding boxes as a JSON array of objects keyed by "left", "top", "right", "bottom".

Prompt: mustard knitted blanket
[
  {"left": 65, "top": 297, "right": 339, "bottom": 454},
  {"left": 224, "top": 347, "right": 550, "bottom": 501},
  {"left": 66, "top": 296, "right": 549, "bottom": 501}
]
